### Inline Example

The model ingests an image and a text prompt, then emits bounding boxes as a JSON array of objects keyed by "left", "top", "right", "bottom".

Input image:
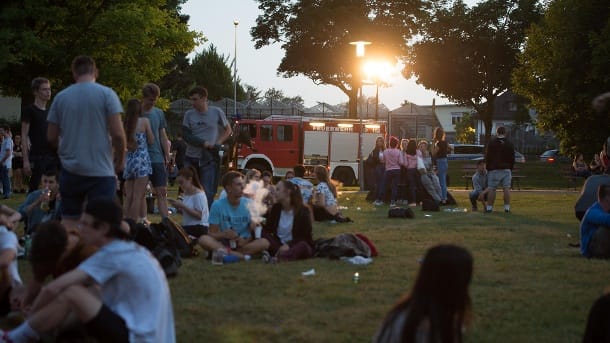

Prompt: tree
[
  {"left": 513, "top": 0, "right": 610, "bottom": 155},
  {"left": 454, "top": 113, "right": 476, "bottom": 143},
  {"left": 188, "top": 45, "right": 246, "bottom": 101},
  {"left": 252, "top": 0, "right": 425, "bottom": 118},
  {"left": 405, "top": 0, "right": 542, "bottom": 143},
  {"left": 264, "top": 88, "right": 285, "bottom": 102},
  {"left": 0, "top": 0, "right": 199, "bottom": 102},
  {"left": 244, "top": 84, "right": 262, "bottom": 102}
]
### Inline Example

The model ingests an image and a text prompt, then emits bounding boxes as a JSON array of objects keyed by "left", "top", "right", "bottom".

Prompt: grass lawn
[{"left": 3, "top": 161, "right": 604, "bottom": 342}]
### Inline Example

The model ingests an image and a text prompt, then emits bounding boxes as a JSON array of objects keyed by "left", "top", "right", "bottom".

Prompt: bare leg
[
  {"left": 503, "top": 186, "right": 511, "bottom": 209},
  {"left": 28, "top": 285, "right": 101, "bottom": 334},
  {"left": 131, "top": 177, "right": 148, "bottom": 221},
  {"left": 155, "top": 186, "right": 168, "bottom": 217},
  {"left": 486, "top": 188, "right": 497, "bottom": 210},
  {"left": 239, "top": 239, "right": 270, "bottom": 256}
]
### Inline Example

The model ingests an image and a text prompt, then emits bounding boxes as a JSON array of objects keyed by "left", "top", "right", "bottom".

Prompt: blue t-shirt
[
  {"left": 47, "top": 81, "right": 123, "bottom": 176},
  {"left": 208, "top": 197, "right": 251, "bottom": 238},
  {"left": 144, "top": 107, "right": 167, "bottom": 164},
  {"left": 580, "top": 202, "right": 610, "bottom": 257}
]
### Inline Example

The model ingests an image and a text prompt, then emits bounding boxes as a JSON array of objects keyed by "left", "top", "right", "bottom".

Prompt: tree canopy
[
  {"left": 406, "top": 0, "right": 542, "bottom": 143},
  {"left": 188, "top": 45, "right": 246, "bottom": 101},
  {"left": 512, "top": 0, "right": 610, "bottom": 155},
  {"left": 252, "top": 0, "right": 425, "bottom": 118},
  {"left": 0, "top": 0, "right": 199, "bottom": 102}
]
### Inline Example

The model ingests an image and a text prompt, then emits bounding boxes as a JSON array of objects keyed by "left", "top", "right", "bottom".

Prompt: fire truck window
[
  {"left": 239, "top": 124, "right": 257, "bottom": 139},
  {"left": 276, "top": 125, "right": 293, "bottom": 142},
  {"left": 261, "top": 125, "right": 273, "bottom": 141}
]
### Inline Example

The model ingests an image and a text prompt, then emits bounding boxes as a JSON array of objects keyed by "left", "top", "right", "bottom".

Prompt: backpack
[
  {"left": 159, "top": 217, "right": 199, "bottom": 258},
  {"left": 388, "top": 207, "right": 415, "bottom": 219},
  {"left": 132, "top": 222, "right": 181, "bottom": 278},
  {"left": 422, "top": 199, "right": 440, "bottom": 212}
]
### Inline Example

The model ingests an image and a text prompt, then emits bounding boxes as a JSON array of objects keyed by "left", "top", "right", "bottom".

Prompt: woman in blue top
[{"left": 122, "top": 99, "right": 153, "bottom": 222}]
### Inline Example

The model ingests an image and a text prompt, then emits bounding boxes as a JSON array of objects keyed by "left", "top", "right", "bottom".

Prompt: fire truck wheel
[
  {"left": 247, "top": 163, "right": 269, "bottom": 175},
  {"left": 334, "top": 168, "right": 355, "bottom": 186}
]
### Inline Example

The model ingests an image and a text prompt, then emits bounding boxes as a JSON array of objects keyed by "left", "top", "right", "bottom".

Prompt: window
[
  {"left": 276, "top": 125, "right": 293, "bottom": 142},
  {"left": 239, "top": 124, "right": 257, "bottom": 139},
  {"left": 451, "top": 112, "right": 463, "bottom": 125},
  {"left": 260, "top": 125, "right": 273, "bottom": 141}
]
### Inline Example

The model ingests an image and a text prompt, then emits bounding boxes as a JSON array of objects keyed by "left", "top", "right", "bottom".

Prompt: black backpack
[
  {"left": 159, "top": 217, "right": 199, "bottom": 258},
  {"left": 388, "top": 207, "right": 415, "bottom": 218},
  {"left": 132, "top": 221, "right": 182, "bottom": 278}
]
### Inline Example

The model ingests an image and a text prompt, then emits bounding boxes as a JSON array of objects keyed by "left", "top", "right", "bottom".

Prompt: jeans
[
  {"left": 0, "top": 166, "right": 10, "bottom": 198},
  {"left": 385, "top": 169, "right": 401, "bottom": 202},
  {"left": 185, "top": 156, "right": 219, "bottom": 209},
  {"left": 436, "top": 158, "right": 448, "bottom": 201},
  {"left": 406, "top": 168, "right": 419, "bottom": 203},
  {"left": 469, "top": 190, "right": 482, "bottom": 208}
]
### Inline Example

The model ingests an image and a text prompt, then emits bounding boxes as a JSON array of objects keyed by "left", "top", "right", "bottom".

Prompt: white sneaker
[
  {"left": 390, "top": 201, "right": 397, "bottom": 207},
  {"left": 373, "top": 200, "right": 383, "bottom": 206}
]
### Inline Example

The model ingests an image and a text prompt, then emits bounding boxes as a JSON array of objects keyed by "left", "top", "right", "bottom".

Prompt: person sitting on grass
[
  {"left": 289, "top": 165, "right": 314, "bottom": 205},
  {"left": 198, "top": 171, "right": 269, "bottom": 261},
  {"left": 580, "top": 184, "right": 610, "bottom": 258},
  {"left": 311, "top": 166, "right": 351, "bottom": 222},
  {"left": 13, "top": 221, "right": 97, "bottom": 317},
  {"left": 419, "top": 166, "right": 442, "bottom": 205},
  {"left": 17, "top": 168, "right": 61, "bottom": 235},
  {"left": 168, "top": 166, "right": 208, "bottom": 240},
  {"left": 470, "top": 160, "right": 489, "bottom": 212},
  {"left": 0, "top": 212, "right": 23, "bottom": 317},
  {"left": 1, "top": 198, "right": 176, "bottom": 343},
  {"left": 373, "top": 244, "right": 473, "bottom": 343},
  {"left": 260, "top": 180, "right": 313, "bottom": 263}
]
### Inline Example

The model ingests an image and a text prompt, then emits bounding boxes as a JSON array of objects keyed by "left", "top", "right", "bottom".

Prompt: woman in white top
[
  {"left": 311, "top": 165, "right": 351, "bottom": 222},
  {"left": 168, "top": 166, "right": 209, "bottom": 238}
]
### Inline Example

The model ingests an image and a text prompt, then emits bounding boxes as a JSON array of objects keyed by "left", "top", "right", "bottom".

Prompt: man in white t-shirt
[{"left": 2, "top": 199, "right": 175, "bottom": 343}]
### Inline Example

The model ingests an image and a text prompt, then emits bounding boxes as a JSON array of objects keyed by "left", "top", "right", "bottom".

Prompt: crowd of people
[{"left": 0, "top": 54, "right": 606, "bottom": 341}]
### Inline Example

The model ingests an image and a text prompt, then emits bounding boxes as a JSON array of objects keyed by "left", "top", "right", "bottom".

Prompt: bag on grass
[
  {"left": 159, "top": 217, "right": 199, "bottom": 258},
  {"left": 388, "top": 207, "right": 415, "bottom": 219},
  {"left": 133, "top": 222, "right": 182, "bottom": 278}
]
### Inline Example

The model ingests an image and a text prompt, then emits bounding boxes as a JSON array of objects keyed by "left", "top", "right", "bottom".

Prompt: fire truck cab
[{"left": 233, "top": 115, "right": 386, "bottom": 186}]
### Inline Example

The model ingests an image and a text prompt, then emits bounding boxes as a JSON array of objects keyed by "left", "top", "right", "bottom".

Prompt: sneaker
[
  {"left": 484, "top": 209, "right": 493, "bottom": 213},
  {"left": 504, "top": 209, "right": 511, "bottom": 213},
  {"left": 373, "top": 200, "right": 383, "bottom": 206},
  {"left": 471, "top": 206, "right": 478, "bottom": 212},
  {"left": 390, "top": 201, "right": 397, "bottom": 208},
  {"left": 262, "top": 250, "right": 271, "bottom": 264}
]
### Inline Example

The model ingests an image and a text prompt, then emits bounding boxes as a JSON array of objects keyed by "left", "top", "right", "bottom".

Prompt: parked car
[
  {"left": 539, "top": 149, "right": 569, "bottom": 163},
  {"left": 451, "top": 144, "right": 525, "bottom": 163}
]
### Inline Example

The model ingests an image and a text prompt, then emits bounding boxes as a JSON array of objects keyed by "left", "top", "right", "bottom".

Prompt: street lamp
[
  {"left": 350, "top": 40, "right": 371, "bottom": 191},
  {"left": 363, "top": 60, "right": 393, "bottom": 121},
  {"left": 233, "top": 20, "right": 239, "bottom": 120}
]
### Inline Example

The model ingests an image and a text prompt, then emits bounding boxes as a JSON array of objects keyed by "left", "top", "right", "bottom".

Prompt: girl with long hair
[
  {"left": 403, "top": 139, "right": 422, "bottom": 206},
  {"left": 260, "top": 180, "right": 313, "bottom": 262},
  {"left": 168, "top": 166, "right": 209, "bottom": 238},
  {"left": 376, "top": 136, "right": 402, "bottom": 207},
  {"left": 374, "top": 244, "right": 473, "bottom": 343},
  {"left": 312, "top": 165, "right": 351, "bottom": 222},
  {"left": 432, "top": 127, "right": 449, "bottom": 205},
  {"left": 369, "top": 136, "right": 386, "bottom": 205},
  {"left": 122, "top": 99, "right": 153, "bottom": 221}
]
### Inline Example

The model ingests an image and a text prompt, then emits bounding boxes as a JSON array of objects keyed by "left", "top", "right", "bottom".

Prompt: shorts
[
  {"left": 183, "top": 224, "right": 208, "bottom": 238},
  {"left": 60, "top": 169, "right": 117, "bottom": 219},
  {"left": 85, "top": 304, "right": 129, "bottom": 342},
  {"left": 149, "top": 163, "right": 168, "bottom": 188},
  {"left": 487, "top": 169, "right": 512, "bottom": 189}
]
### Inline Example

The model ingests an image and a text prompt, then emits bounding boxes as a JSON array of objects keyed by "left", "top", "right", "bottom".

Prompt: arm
[
  {"left": 160, "top": 128, "right": 170, "bottom": 164},
  {"left": 207, "top": 224, "right": 237, "bottom": 241},
  {"left": 47, "top": 122, "right": 60, "bottom": 152},
  {"left": 217, "top": 123, "right": 233, "bottom": 145},
  {"left": 144, "top": 119, "right": 154, "bottom": 145},
  {"left": 30, "top": 268, "right": 92, "bottom": 313},
  {"left": 0, "top": 248, "right": 15, "bottom": 270},
  {"left": 107, "top": 113, "right": 126, "bottom": 173}
]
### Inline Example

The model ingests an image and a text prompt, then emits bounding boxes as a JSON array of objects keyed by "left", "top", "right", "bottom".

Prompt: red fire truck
[{"left": 232, "top": 115, "right": 387, "bottom": 185}]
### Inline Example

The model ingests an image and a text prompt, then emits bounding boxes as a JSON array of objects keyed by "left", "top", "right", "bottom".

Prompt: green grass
[{"left": 2, "top": 165, "right": 602, "bottom": 342}]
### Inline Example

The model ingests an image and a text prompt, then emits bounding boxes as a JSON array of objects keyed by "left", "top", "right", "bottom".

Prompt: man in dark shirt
[
  {"left": 484, "top": 126, "right": 515, "bottom": 213},
  {"left": 21, "top": 77, "right": 59, "bottom": 193}
]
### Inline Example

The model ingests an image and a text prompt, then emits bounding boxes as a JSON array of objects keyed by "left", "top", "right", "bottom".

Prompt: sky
[{"left": 182, "top": 0, "right": 476, "bottom": 110}]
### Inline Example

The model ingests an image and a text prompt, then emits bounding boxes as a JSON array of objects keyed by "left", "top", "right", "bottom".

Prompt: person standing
[
  {"left": 0, "top": 126, "right": 13, "bottom": 199},
  {"left": 141, "top": 83, "right": 171, "bottom": 218},
  {"left": 432, "top": 127, "right": 449, "bottom": 205},
  {"left": 47, "top": 55, "right": 126, "bottom": 231},
  {"left": 21, "top": 77, "right": 59, "bottom": 194},
  {"left": 369, "top": 137, "right": 386, "bottom": 206},
  {"left": 182, "top": 86, "right": 233, "bottom": 209},
  {"left": 122, "top": 99, "right": 154, "bottom": 222},
  {"left": 484, "top": 126, "right": 515, "bottom": 213}
]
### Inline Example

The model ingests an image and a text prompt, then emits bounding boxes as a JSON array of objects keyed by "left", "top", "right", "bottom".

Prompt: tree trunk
[{"left": 348, "top": 86, "right": 358, "bottom": 119}]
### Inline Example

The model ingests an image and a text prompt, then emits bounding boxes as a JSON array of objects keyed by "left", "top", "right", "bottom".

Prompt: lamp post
[
  {"left": 233, "top": 20, "right": 239, "bottom": 120},
  {"left": 350, "top": 40, "right": 371, "bottom": 191}
]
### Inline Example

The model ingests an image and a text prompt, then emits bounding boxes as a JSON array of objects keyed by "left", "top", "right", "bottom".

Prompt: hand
[{"left": 224, "top": 229, "right": 238, "bottom": 240}]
